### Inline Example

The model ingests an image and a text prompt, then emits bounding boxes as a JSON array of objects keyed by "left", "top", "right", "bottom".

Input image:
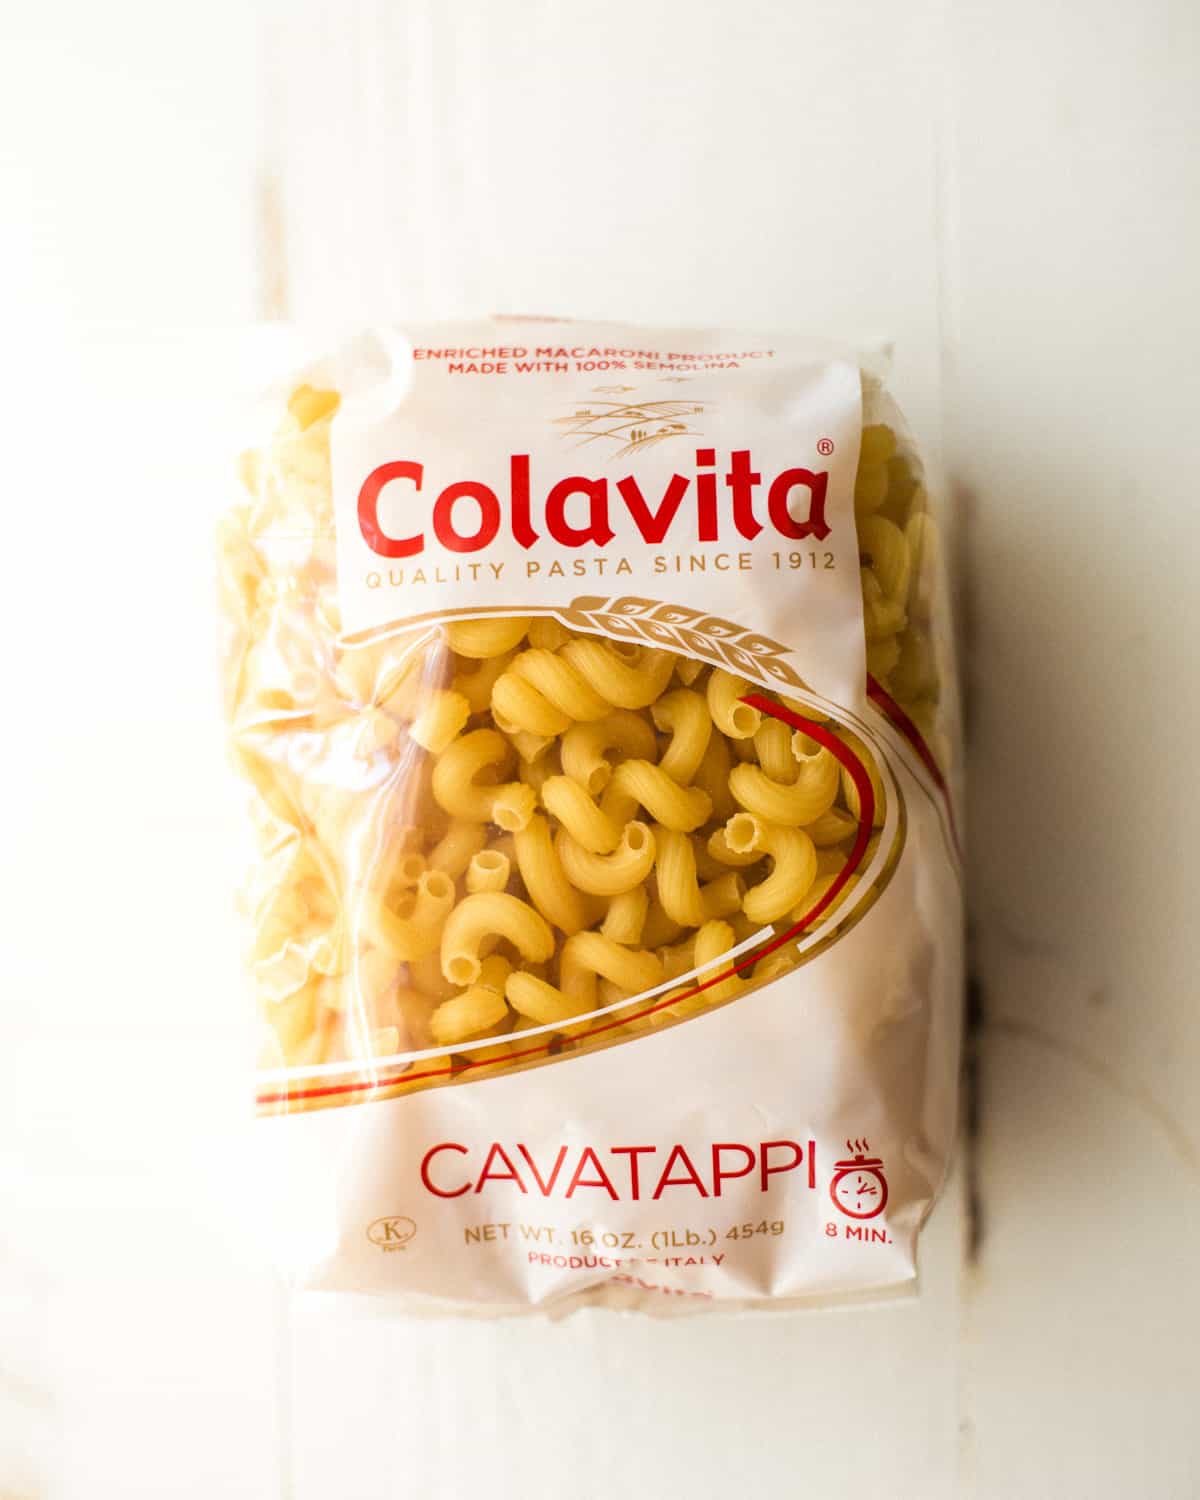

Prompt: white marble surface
[{"left": 4, "top": 0, "right": 1199, "bottom": 1495}]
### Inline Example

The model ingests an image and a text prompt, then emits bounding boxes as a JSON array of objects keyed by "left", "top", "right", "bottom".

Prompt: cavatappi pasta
[
  {"left": 853, "top": 405, "right": 954, "bottom": 768},
  {"left": 219, "top": 316, "right": 971, "bottom": 1319},
  {"left": 221, "top": 379, "right": 949, "bottom": 1092}
]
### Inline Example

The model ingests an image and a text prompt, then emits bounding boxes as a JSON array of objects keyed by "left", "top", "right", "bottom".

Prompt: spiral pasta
[
  {"left": 556, "top": 821, "right": 658, "bottom": 897},
  {"left": 602, "top": 759, "right": 712, "bottom": 832},
  {"left": 652, "top": 689, "right": 713, "bottom": 784},
  {"left": 512, "top": 813, "right": 592, "bottom": 936},
  {"left": 723, "top": 813, "right": 818, "bottom": 925},
  {"left": 445, "top": 617, "right": 532, "bottom": 658},
  {"left": 729, "top": 754, "right": 840, "bottom": 828},
  {"left": 224, "top": 381, "right": 948, "bottom": 1092},
  {"left": 507, "top": 932, "right": 663, "bottom": 1030},
  {"left": 431, "top": 729, "right": 538, "bottom": 831},
  {"left": 601, "top": 886, "right": 649, "bottom": 945},
  {"left": 540, "top": 774, "right": 624, "bottom": 853},
  {"left": 366, "top": 869, "right": 456, "bottom": 961},
  {"left": 706, "top": 670, "right": 761, "bottom": 739},
  {"left": 492, "top": 647, "right": 612, "bottom": 735},
  {"left": 441, "top": 891, "right": 555, "bottom": 987},
  {"left": 560, "top": 711, "right": 660, "bottom": 794},
  {"left": 654, "top": 826, "right": 745, "bottom": 927}
]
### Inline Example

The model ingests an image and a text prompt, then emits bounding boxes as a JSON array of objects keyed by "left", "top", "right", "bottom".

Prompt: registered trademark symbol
[{"left": 817, "top": 437, "right": 835, "bottom": 456}]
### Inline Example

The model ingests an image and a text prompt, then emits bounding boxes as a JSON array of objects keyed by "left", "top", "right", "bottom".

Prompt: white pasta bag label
[{"left": 224, "top": 319, "right": 963, "bottom": 1313}]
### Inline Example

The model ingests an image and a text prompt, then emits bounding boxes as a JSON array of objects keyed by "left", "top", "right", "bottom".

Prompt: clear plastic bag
[{"left": 219, "top": 321, "right": 962, "bottom": 1312}]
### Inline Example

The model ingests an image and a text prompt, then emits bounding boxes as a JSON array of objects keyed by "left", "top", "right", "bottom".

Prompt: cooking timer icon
[{"left": 829, "top": 1139, "right": 889, "bottom": 1220}]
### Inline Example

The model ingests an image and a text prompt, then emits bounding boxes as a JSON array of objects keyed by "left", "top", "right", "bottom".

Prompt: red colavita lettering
[
  {"left": 509, "top": 455, "right": 538, "bottom": 549},
  {"left": 432, "top": 481, "right": 501, "bottom": 552},
  {"left": 545, "top": 477, "right": 614, "bottom": 547},
  {"left": 356, "top": 449, "right": 830, "bottom": 556},
  {"left": 357, "top": 459, "right": 424, "bottom": 557},
  {"left": 768, "top": 468, "right": 829, "bottom": 540},
  {"left": 616, "top": 472, "right": 691, "bottom": 543},
  {"left": 725, "top": 450, "right": 762, "bottom": 540},
  {"left": 694, "top": 448, "right": 718, "bottom": 541}
]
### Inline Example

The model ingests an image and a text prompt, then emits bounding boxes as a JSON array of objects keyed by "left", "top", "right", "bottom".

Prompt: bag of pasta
[{"left": 220, "top": 321, "right": 962, "bottom": 1312}]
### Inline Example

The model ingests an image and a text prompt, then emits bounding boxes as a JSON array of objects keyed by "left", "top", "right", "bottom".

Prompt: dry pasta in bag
[{"left": 219, "top": 321, "right": 962, "bottom": 1312}]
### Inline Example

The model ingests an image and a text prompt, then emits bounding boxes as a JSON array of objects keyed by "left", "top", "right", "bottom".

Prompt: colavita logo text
[
  {"left": 419, "top": 1139, "right": 819, "bottom": 1201},
  {"left": 358, "top": 450, "right": 830, "bottom": 557}
]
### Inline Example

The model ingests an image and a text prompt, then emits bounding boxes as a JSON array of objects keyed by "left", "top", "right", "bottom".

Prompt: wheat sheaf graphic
[
  {"left": 559, "top": 595, "right": 810, "bottom": 693},
  {"left": 553, "top": 398, "right": 707, "bottom": 458}
]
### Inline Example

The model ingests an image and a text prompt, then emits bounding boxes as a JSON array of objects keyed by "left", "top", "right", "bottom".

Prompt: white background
[{"left": 2, "top": 1, "right": 1198, "bottom": 1496}]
